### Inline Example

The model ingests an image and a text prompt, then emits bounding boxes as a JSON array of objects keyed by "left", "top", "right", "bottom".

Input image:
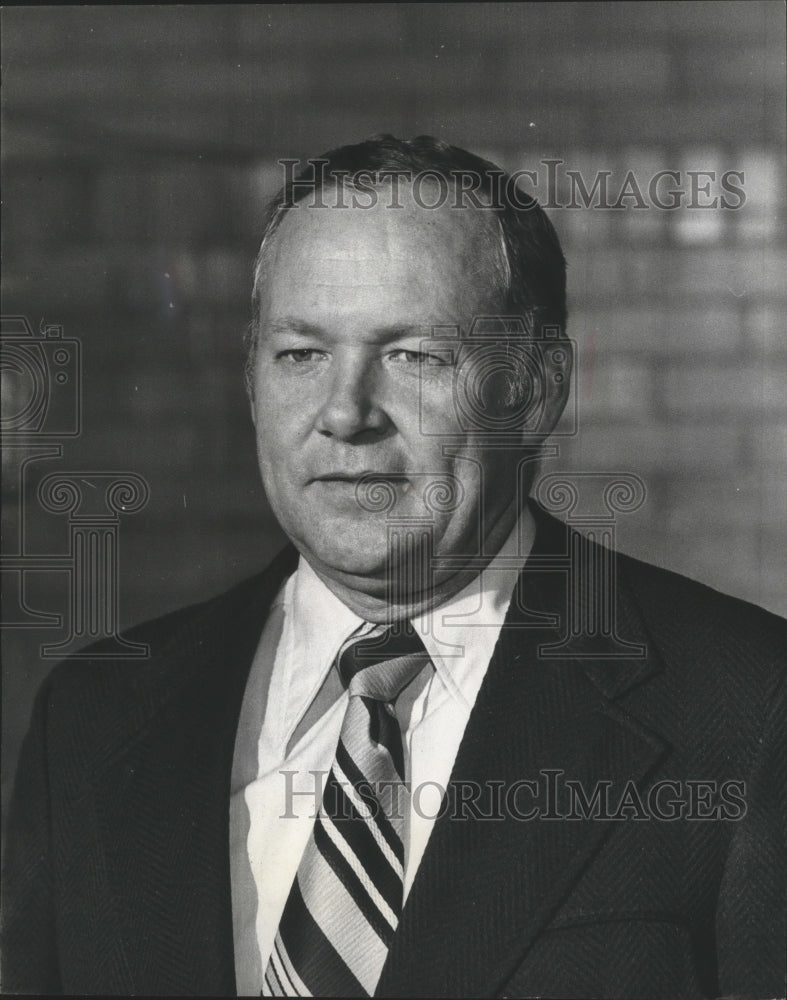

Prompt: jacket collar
[
  {"left": 377, "top": 503, "right": 668, "bottom": 997},
  {"left": 86, "top": 545, "right": 298, "bottom": 995}
]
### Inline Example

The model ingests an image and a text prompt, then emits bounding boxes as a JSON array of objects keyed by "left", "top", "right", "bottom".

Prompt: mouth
[
  {"left": 311, "top": 472, "right": 414, "bottom": 499},
  {"left": 312, "top": 471, "right": 408, "bottom": 484}
]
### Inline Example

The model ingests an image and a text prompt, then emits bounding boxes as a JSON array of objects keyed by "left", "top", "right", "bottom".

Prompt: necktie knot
[{"left": 338, "top": 622, "right": 430, "bottom": 704}]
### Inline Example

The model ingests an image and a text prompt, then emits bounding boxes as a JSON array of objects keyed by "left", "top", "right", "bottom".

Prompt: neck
[{"left": 308, "top": 498, "right": 524, "bottom": 623}]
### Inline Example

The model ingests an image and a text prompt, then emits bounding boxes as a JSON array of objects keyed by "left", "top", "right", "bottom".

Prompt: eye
[
  {"left": 388, "top": 349, "right": 449, "bottom": 365},
  {"left": 276, "top": 348, "right": 328, "bottom": 363}
]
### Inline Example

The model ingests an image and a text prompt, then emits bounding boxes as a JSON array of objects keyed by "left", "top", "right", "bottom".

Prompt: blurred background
[{"left": 2, "top": 2, "right": 785, "bottom": 812}]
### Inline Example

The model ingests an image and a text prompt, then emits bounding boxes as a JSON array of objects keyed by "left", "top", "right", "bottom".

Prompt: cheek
[
  {"left": 252, "top": 361, "right": 304, "bottom": 412},
  {"left": 403, "top": 379, "right": 463, "bottom": 442},
  {"left": 418, "top": 457, "right": 485, "bottom": 533},
  {"left": 253, "top": 382, "right": 310, "bottom": 447}
]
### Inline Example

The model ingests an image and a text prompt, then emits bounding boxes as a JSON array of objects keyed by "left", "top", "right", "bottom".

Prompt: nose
[{"left": 314, "top": 354, "right": 390, "bottom": 441}]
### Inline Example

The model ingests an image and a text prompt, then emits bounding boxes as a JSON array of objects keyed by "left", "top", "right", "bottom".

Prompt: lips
[
  {"left": 312, "top": 471, "right": 407, "bottom": 483},
  {"left": 311, "top": 472, "right": 414, "bottom": 502}
]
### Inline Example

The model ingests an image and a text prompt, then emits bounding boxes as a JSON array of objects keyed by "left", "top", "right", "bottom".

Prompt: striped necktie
[{"left": 262, "top": 622, "right": 432, "bottom": 997}]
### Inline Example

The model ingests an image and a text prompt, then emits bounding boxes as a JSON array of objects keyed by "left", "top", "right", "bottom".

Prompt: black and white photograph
[{"left": 1, "top": 3, "right": 785, "bottom": 997}]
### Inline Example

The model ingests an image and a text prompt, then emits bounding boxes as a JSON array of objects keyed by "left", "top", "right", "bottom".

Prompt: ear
[
  {"left": 458, "top": 316, "right": 572, "bottom": 440},
  {"left": 244, "top": 349, "right": 257, "bottom": 425},
  {"left": 538, "top": 336, "right": 573, "bottom": 437},
  {"left": 490, "top": 335, "right": 572, "bottom": 441}
]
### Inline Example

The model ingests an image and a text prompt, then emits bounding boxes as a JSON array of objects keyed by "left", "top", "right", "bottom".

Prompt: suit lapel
[
  {"left": 84, "top": 547, "right": 298, "bottom": 995},
  {"left": 78, "top": 512, "right": 667, "bottom": 996},
  {"left": 378, "top": 509, "right": 669, "bottom": 998}
]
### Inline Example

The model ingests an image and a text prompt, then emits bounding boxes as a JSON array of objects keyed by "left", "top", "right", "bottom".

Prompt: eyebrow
[
  {"left": 266, "top": 319, "right": 324, "bottom": 337},
  {"left": 266, "top": 319, "right": 434, "bottom": 340}
]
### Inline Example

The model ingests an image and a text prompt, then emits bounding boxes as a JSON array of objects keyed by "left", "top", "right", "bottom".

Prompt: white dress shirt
[{"left": 230, "top": 509, "right": 535, "bottom": 994}]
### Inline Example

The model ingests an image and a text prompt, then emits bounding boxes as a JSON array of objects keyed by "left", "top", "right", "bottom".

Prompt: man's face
[{"left": 250, "top": 187, "right": 540, "bottom": 601}]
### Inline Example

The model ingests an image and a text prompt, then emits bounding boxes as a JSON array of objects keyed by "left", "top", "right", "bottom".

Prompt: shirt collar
[
  {"left": 411, "top": 505, "right": 535, "bottom": 710},
  {"left": 286, "top": 506, "right": 536, "bottom": 717},
  {"left": 284, "top": 557, "right": 366, "bottom": 731}
]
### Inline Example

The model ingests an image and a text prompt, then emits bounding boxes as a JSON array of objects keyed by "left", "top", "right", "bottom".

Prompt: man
[{"left": 2, "top": 136, "right": 785, "bottom": 998}]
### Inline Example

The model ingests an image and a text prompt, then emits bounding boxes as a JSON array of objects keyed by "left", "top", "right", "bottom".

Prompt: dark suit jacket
[{"left": 3, "top": 505, "right": 786, "bottom": 998}]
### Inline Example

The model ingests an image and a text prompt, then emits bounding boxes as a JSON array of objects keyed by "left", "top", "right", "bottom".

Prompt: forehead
[{"left": 260, "top": 185, "right": 505, "bottom": 325}]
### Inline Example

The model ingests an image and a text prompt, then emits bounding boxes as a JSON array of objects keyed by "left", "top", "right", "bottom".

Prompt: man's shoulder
[
  {"left": 608, "top": 543, "right": 786, "bottom": 735},
  {"left": 521, "top": 514, "right": 786, "bottom": 769},
  {"left": 39, "top": 544, "right": 299, "bottom": 711},
  {"left": 529, "top": 507, "right": 786, "bottom": 722},
  {"left": 532, "top": 503, "right": 786, "bottom": 662},
  {"left": 615, "top": 543, "right": 787, "bottom": 661}
]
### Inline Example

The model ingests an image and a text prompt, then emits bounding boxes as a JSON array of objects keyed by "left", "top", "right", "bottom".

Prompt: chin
[
  {"left": 307, "top": 542, "right": 392, "bottom": 585},
  {"left": 294, "top": 518, "right": 395, "bottom": 579},
  {"left": 278, "top": 500, "right": 458, "bottom": 588}
]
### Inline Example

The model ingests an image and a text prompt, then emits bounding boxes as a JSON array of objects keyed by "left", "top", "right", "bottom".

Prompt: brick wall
[{"left": 2, "top": 2, "right": 785, "bottom": 800}]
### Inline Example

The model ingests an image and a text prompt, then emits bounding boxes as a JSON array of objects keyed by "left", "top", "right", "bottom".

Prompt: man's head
[{"left": 246, "top": 135, "right": 571, "bottom": 618}]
